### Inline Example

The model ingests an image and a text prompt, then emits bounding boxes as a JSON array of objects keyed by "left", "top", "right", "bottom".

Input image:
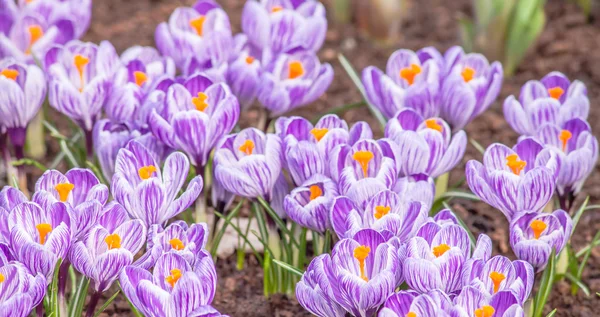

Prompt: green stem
[
  {"left": 434, "top": 173, "right": 449, "bottom": 201},
  {"left": 68, "top": 277, "right": 90, "bottom": 317},
  {"left": 25, "top": 109, "right": 46, "bottom": 159},
  {"left": 195, "top": 166, "right": 207, "bottom": 224},
  {"left": 93, "top": 291, "right": 120, "bottom": 317}
]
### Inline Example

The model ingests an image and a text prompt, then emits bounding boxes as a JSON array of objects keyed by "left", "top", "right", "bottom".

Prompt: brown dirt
[{"left": 15, "top": 0, "right": 600, "bottom": 316}]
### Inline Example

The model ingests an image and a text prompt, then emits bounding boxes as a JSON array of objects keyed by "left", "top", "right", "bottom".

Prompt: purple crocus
[
  {"left": 451, "top": 286, "right": 524, "bottom": 317},
  {"left": 378, "top": 290, "right": 453, "bottom": 317},
  {"left": 503, "top": 71, "right": 589, "bottom": 136},
  {"left": 0, "top": 262, "right": 47, "bottom": 317},
  {"left": 149, "top": 73, "right": 240, "bottom": 167},
  {"left": 120, "top": 252, "right": 220, "bottom": 317},
  {"left": 93, "top": 120, "right": 141, "bottom": 182},
  {"left": 284, "top": 175, "right": 337, "bottom": 233},
  {"left": 214, "top": 128, "right": 282, "bottom": 200},
  {"left": 362, "top": 47, "right": 442, "bottom": 119},
  {"left": 330, "top": 189, "right": 427, "bottom": 241},
  {"left": 145, "top": 222, "right": 210, "bottom": 268},
  {"left": 0, "top": 59, "right": 46, "bottom": 156},
  {"left": 392, "top": 175, "right": 435, "bottom": 209},
  {"left": 440, "top": 46, "right": 503, "bottom": 131},
  {"left": 295, "top": 254, "right": 346, "bottom": 317},
  {"left": 466, "top": 138, "right": 559, "bottom": 220},
  {"left": 226, "top": 34, "right": 262, "bottom": 110},
  {"left": 111, "top": 140, "right": 203, "bottom": 228},
  {"left": 257, "top": 50, "right": 333, "bottom": 116},
  {"left": 155, "top": 0, "right": 232, "bottom": 72},
  {"left": 385, "top": 108, "right": 467, "bottom": 178},
  {"left": 510, "top": 210, "right": 573, "bottom": 271},
  {"left": 14, "top": 0, "right": 92, "bottom": 39}
]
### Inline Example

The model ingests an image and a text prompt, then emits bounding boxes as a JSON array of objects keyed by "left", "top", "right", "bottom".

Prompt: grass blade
[
  {"left": 257, "top": 197, "right": 300, "bottom": 248},
  {"left": 50, "top": 259, "right": 62, "bottom": 317},
  {"left": 210, "top": 199, "right": 245, "bottom": 257},
  {"left": 571, "top": 196, "right": 589, "bottom": 231},
  {"left": 470, "top": 138, "right": 486, "bottom": 155},
  {"left": 68, "top": 277, "right": 89, "bottom": 317},
  {"left": 213, "top": 211, "right": 264, "bottom": 265},
  {"left": 545, "top": 309, "right": 557, "bottom": 317},
  {"left": 93, "top": 291, "right": 120, "bottom": 317},
  {"left": 12, "top": 158, "right": 48, "bottom": 172},
  {"left": 564, "top": 272, "right": 590, "bottom": 297},
  {"left": 573, "top": 231, "right": 600, "bottom": 295},
  {"left": 533, "top": 250, "right": 556, "bottom": 317},
  {"left": 273, "top": 259, "right": 304, "bottom": 277}
]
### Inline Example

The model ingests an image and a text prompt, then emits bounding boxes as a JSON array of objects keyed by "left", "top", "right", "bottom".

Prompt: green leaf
[
  {"left": 533, "top": 249, "right": 556, "bottom": 317},
  {"left": 93, "top": 291, "right": 120, "bottom": 317},
  {"left": 458, "top": 16, "right": 475, "bottom": 52},
  {"left": 576, "top": 239, "right": 600, "bottom": 258},
  {"left": 273, "top": 259, "right": 304, "bottom": 277},
  {"left": 311, "top": 101, "right": 366, "bottom": 124},
  {"left": 85, "top": 161, "right": 108, "bottom": 185},
  {"left": 563, "top": 272, "right": 590, "bottom": 296},
  {"left": 442, "top": 202, "right": 477, "bottom": 248},
  {"left": 11, "top": 158, "right": 47, "bottom": 172},
  {"left": 257, "top": 197, "right": 300, "bottom": 249},
  {"left": 571, "top": 196, "right": 589, "bottom": 231},
  {"left": 504, "top": 0, "right": 545, "bottom": 74},
  {"left": 470, "top": 138, "right": 486, "bottom": 155},
  {"left": 545, "top": 308, "right": 557, "bottom": 317},
  {"left": 213, "top": 210, "right": 264, "bottom": 265},
  {"left": 49, "top": 259, "right": 63, "bottom": 317},
  {"left": 210, "top": 199, "right": 245, "bottom": 257},
  {"left": 435, "top": 190, "right": 481, "bottom": 202},
  {"left": 118, "top": 282, "right": 143, "bottom": 317},
  {"left": 68, "top": 277, "right": 90, "bottom": 317},
  {"left": 584, "top": 204, "right": 600, "bottom": 211},
  {"left": 573, "top": 231, "right": 600, "bottom": 295}
]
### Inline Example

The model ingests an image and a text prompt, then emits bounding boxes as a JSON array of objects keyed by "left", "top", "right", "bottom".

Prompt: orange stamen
[
  {"left": 36, "top": 223, "right": 52, "bottom": 245},
  {"left": 165, "top": 268, "right": 182, "bottom": 288},
  {"left": 399, "top": 63, "right": 421, "bottom": 86},
  {"left": 406, "top": 313, "right": 417, "bottom": 317},
  {"left": 489, "top": 271, "right": 506, "bottom": 294},
  {"left": 309, "top": 185, "right": 322, "bottom": 201},
  {"left": 506, "top": 154, "right": 527, "bottom": 176},
  {"left": 353, "top": 245, "right": 370, "bottom": 282},
  {"left": 105, "top": 233, "right": 121, "bottom": 250},
  {"left": 310, "top": 128, "right": 328, "bottom": 142},
  {"left": 461, "top": 66, "right": 475, "bottom": 82},
  {"left": 288, "top": 61, "right": 304, "bottom": 79},
  {"left": 25, "top": 25, "right": 43, "bottom": 55},
  {"left": 433, "top": 244, "right": 451, "bottom": 257},
  {"left": 374, "top": 206, "right": 391, "bottom": 220},
  {"left": 548, "top": 87, "right": 564, "bottom": 100},
  {"left": 530, "top": 220, "right": 547, "bottom": 239},
  {"left": 474, "top": 305, "right": 495, "bottom": 317},
  {"left": 189, "top": 16, "right": 206, "bottom": 36},
  {"left": 352, "top": 151, "right": 374, "bottom": 178},
  {"left": 192, "top": 92, "right": 209, "bottom": 112},
  {"left": 271, "top": 6, "right": 283, "bottom": 13},
  {"left": 0, "top": 69, "right": 19, "bottom": 81},
  {"left": 239, "top": 140, "right": 255, "bottom": 155},
  {"left": 169, "top": 238, "right": 185, "bottom": 251},
  {"left": 74, "top": 55, "right": 89, "bottom": 92},
  {"left": 55, "top": 183, "right": 74, "bottom": 202},
  {"left": 138, "top": 165, "right": 157, "bottom": 180},
  {"left": 425, "top": 119, "right": 443, "bottom": 132},
  {"left": 245, "top": 56, "right": 255, "bottom": 64},
  {"left": 133, "top": 71, "right": 147, "bottom": 87},
  {"left": 559, "top": 130, "right": 572, "bottom": 152},
  {"left": 0, "top": 273, "right": 4, "bottom": 283}
]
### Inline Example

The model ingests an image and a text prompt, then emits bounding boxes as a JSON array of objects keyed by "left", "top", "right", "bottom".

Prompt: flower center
[
  {"left": 0, "top": 273, "right": 4, "bottom": 283},
  {"left": 353, "top": 245, "right": 370, "bottom": 282},
  {"left": 105, "top": 233, "right": 121, "bottom": 250},
  {"left": 506, "top": 154, "right": 526, "bottom": 175},
  {"left": 461, "top": 66, "right": 475, "bottom": 82},
  {"left": 36, "top": 223, "right": 52, "bottom": 245},
  {"left": 399, "top": 63, "right": 421, "bottom": 86},
  {"left": 558, "top": 129, "right": 572, "bottom": 152},
  {"left": 310, "top": 128, "right": 328, "bottom": 142},
  {"left": 432, "top": 243, "right": 451, "bottom": 257},
  {"left": 165, "top": 268, "right": 182, "bottom": 288},
  {"left": 530, "top": 219, "right": 547, "bottom": 239},
  {"left": 138, "top": 165, "right": 157, "bottom": 180},
  {"left": 133, "top": 71, "right": 147, "bottom": 87},
  {"left": 548, "top": 87, "right": 564, "bottom": 100},
  {"left": 271, "top": 6, "right": 283, "bottom": 13},
  {"left": 489, "top": 271, "right": 506, "bottom": 293},
  {"left": 425, "top": 118, "right": 443, "bottom": 132},
  {"left": 0, "top": 69, "right": 18, "bottom": 81},
  {"left": 406, "top": 313, "right": 417, "bottom": 317},
  {"left": 55, "top": 183, "right": 74, "bottom": 202},
  {"left": 474, "top": 305, "right": 495, "bottom": 317},
  {"left": 374, "top": 205, "right": 391, "bottom": 220},
  {"left": 309, "top": 185, "right": 322, "bottom": 201},
  {"left": 245, "top": 56, "right": 255, "bottom": 64},
  {"left": 74, "top": 54, "right": 89, "bottom": 92},
  {"left": 192, "top": 92, "right": 209, "bottom": 112},
  {"left": 189, "top": 16, "right": 206, "bottom": 36},
  {"left": 169, "top": 238, "right": 185, "bottom": 251},
  {"left": 26, "top": 24, "right": 43, "bottom": 55},
  {"left": 288, "top": 60, "right": 304, "bottom": 79},
  {"left": 238, "top": 140, "right": 255, "bottom": 155},
  {"left": 352, "top": 150, "right": 374, "bottom": 178}
]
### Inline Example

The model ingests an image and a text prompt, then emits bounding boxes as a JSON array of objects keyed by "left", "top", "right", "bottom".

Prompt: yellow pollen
[
  {"left": 189, "top": 16, "right": 206, "bottom": 36},
  {"left": 105, "top": 233, "right": 122, "bottom": 250},
  {"left": 0, "top": 69, "right": 18, "bottom": 81},
  {"left": 461, "top": 66, "right": 475, "bottom": 82},
  {"left": 353, "top": 245, "right": 370, "bottom": 282},
  {"left": 138, "top": 165, "right": 157, "bottom": 180},
  {"left": 271, "top": 6, "right": 283, "bottom": 12},
  {"left": 548, "top": 87, "right": 564, "bottom": 100},
  {"left": 374, "top": 206, "right": 391, "bottom": 220},
  {"left": 530, "top": 220, "right": 547, "bottom": 240},
  {"left": 192, "top": 92, "right": 209, "bottom": 112},
  {"left": 559, "top": 130, "right": 572, "bottom": 152},
  {"left": 239, "top": 140, "right": 255, "bottom": 155},
  {"left": 165, "top": 268, "right": 182, "bottom": 288},
  {"left": 474, "top": 305, "right": 495, "bottom": 317},
  {"left": 489, "top": 271, "right": 506, "bottom": 294},
  {"left": 0, "top": 273, "right": 4, "bottom": 283},
  {"left": 309, "top": 185, "right": 322, "bottom": 201},
  {"left": 288, "top": 60, "right": 304, "bottom": 79},
  {"left": 352, "top": 150, "right": 374, "bottom": 178},
  {"left": 36, "top": 223, "right": 52, "bottom": 245},
  {"left": 433, "top": 244, "right": 451, "bottom": 257},
  {"left": 399, "top": 63, "right": 421, "bottom": 86},
  {"left": 25, "top": 24, "right": 43, "bottom": 55},
  {"left": 425, "top": 118, "right": 443, "bottom": 132},
  {"left": 245, "top": 56, "right": 255, "bottom": 64},
  {"left": 55, "top": 183, "right": 74, "bottom": 202},
  {"left": 26, "top": 0, "right": 34, "bottom": 3},
  {"left": 310, "top": 128, "right": 328, "bottom": 142},
  {"left": 506, "top": 154, "right": 527, "bottom": 176},
  {"left": 406, "top": 313, "right": 417, "bottom": 317},
  {"left": 169, "top": 238, "right": 185, "bottom": 251},
  {"left": 74, "top": 54, "right": 89, "bottom": 92},
  {"left": 133, "top": 71, "right": 148, "bottom": 87}
]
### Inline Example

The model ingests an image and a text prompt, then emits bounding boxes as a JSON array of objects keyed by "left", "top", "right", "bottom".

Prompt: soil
[{"left": 13, "top": 0, "right": 600, "bottom": 316}]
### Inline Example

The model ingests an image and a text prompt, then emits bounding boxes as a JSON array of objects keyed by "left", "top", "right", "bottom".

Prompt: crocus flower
[
  {"left": 226, "top": 34, "right": 262, "bottom": 110},
  {"left": 535, "top": 118, "right": 598, "bottom": 206},
  {"left": 440, "top": 46, "right": 503, "bottom": 131},
  {"left": 45, "top": 40, "right": 119, "bottom": 133},
  {"left": 70, "top": 216, "right": 146, "bottom": 292},
  {"left": 16, "top": 0, "right": 92, "bottom": 39},
  {"left": 241, "top": 0, "right": 327, "bottom": 60},
  {"left": 503, "top": 71, "right": 589, "bottom": 136},
  {"left": 93, "top": 120, "right": 141, "bottom": 182},
  {"left": 378, "top": 290, "right": 453, "bottom": 317},
  {"left": 0, "top": 263, "right": 47, "bottom": 317},
  {"left": 295, "top": 254, "right": 346, "bottom": 317},
  {"left": 146, "top": 222, "right": 209, "bottom": 268},
  {"left": 466, "top": 138, "right": 559, "bottom": 220},
  {"left": 510, "top": 210, "right": 573, "bottom": 271},
  {"left": 362, "top": 47, "right": 442, "bottom": 119},
  {"left": 385, "top": 108, "right": 467, "bottom": 178},
  {"left": 149, "top": 73, "right": 240, "bottom": 167},
  {"left": 451, "top": 286, "right": 524, "bottom": 317},
  {"left": 214, "top": 128, "right": 282, "bottom": 200},
  {"left": 330, "top": 189, "right": 427, "bottom": 241},
  {"left": 120, "top": 252, "right": 220, "bottom": 317},
  {"left": 257, "top": 50, "right": 333, "bottom": 116},
  {"left": 324, "top": 229, "right": 400, "bottom": 317},
  {"left": 284, "top": 175, "right": 337, "bottom": 233},
  {"left": 0, "top": 59, "right": 46, "bottom": 155},
  {"left": 111, "top": 140, "right": 203, "bottom": 228},
  {"left": 277, "top": 114, "right": 372, "bottom": 185},
  {"left": 392, "top": 175, "right": 435, "bottom": 209},
  {"left": 8, "top": 201, "right": 72, "bottom": 281},
  {"left": 155, "top": 0, "right": 232, "bottom": 71}
]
